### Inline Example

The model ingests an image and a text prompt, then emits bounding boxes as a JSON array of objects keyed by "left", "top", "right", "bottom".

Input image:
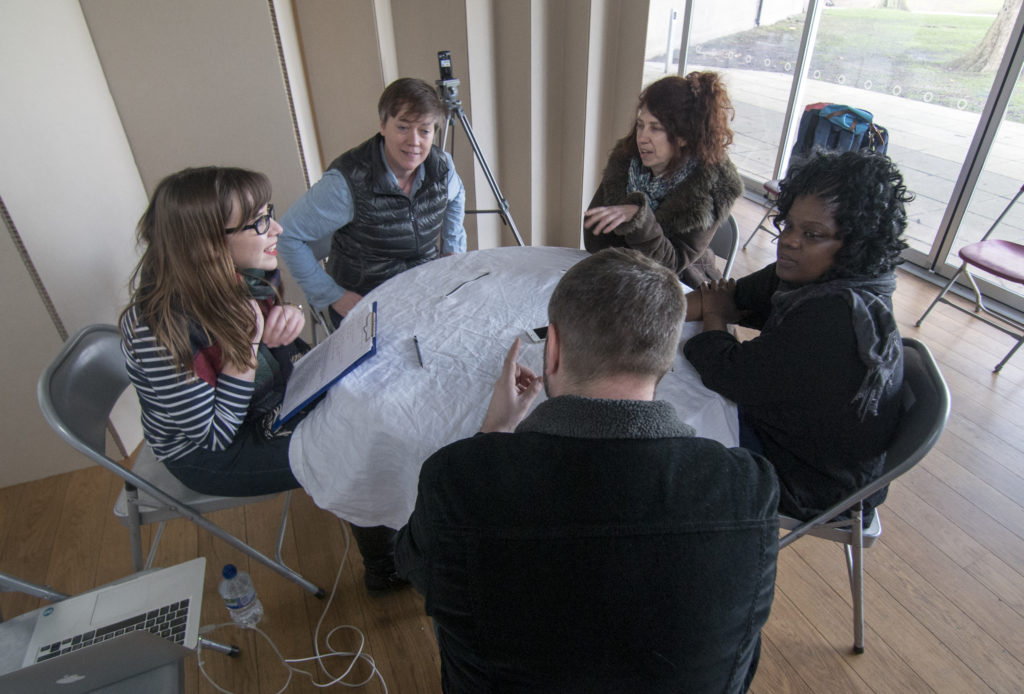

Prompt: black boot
[{"left": 348, "top": 523, "right": 410, "bottom": 595}]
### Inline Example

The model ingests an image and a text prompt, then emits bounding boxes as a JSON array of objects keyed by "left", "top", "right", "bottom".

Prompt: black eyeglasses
[{"left": 225, "top": 204, "right": 275, "bottom": 235}]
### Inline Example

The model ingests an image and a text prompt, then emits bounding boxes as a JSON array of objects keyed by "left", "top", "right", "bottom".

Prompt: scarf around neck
[
  {"left": 626, "top": 155, "right": 696, "bottom": 211},
  {"left": 237, "top": 268, "right": 283, "bottom": 392},
  {"left": 239, "top": 268, "right": 280, "bottom": 301},
  {"left": 764, "top": 272, "right": 901, "bottom": 421}
]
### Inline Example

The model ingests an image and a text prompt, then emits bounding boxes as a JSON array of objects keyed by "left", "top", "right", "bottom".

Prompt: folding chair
[
  {"left": 0, "top": 573, "right": 68, "bottom": 624},
  {"left": 37, "top": 324, "right": 325, "bottom": 598},
  {"left": 916, "top": 183, "right": 1024, "bottom": 372},
  {"left": 778, "top": 337, "right": 950, "bottom": 653},
  {"left": 743, "top": 180, "right": 782, "bottom": 250},
  {"left": 708, "top": 213, "right": 739, "bottom": 279}
]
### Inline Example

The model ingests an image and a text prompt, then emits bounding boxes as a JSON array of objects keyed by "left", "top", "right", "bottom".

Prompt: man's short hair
[
  {"left": 549, "top": 248, "right": 686, "bottom": 383},
  {"left": 378, "top": 77, "right": 446, "bottom": 127}
]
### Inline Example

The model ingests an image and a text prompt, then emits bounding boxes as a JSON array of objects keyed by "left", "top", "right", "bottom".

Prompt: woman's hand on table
[
  {"left": 262, "top": 303, "right": 305, "bottom": 348},
  {"left": 480, "top": 338, "right": 544, "bottom": 434},
  {"left": 699, "top": 279, "right": 742, "bottom": 332},
  {"left": 584, "top": 204, "right": 640, "bottom": 236}
]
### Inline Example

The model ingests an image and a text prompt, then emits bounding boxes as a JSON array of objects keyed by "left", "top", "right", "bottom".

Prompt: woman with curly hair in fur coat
[{"left": 584, "top": 71, "right": 742, "bottom": 288}]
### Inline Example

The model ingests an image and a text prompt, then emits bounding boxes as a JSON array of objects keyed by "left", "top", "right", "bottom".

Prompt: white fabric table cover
[{"left": 290, "top": 246, "right": 738, "bottom": 529}]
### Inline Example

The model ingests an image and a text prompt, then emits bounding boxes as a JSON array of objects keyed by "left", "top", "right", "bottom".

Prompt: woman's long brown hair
[
  {"left": 611, "top": 71, "right": 735, "bottom": 174},
  {"left": 120, "top": 167, "right": 272, "bottom": 374}
]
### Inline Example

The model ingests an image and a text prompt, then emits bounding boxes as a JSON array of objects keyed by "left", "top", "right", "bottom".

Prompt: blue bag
[
  {"left": 790, "top": 103, "right": 888, "bottom": 171},
  {"left": 820, "top": 104, "right": 875, "bottom": 135}
]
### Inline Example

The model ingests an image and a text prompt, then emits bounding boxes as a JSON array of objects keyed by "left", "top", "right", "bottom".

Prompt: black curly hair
[{"left": 773, "top": 149, "right": 912, "bottom": 279}]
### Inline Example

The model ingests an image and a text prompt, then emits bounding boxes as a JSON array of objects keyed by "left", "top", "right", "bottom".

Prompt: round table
[{"left": 290, "top": 246, "right": 738, "bottom": 529}]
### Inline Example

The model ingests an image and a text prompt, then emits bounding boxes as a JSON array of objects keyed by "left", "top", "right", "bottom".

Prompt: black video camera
[{"left": 438, "top": 50, "right": 454, "bottom": 81}]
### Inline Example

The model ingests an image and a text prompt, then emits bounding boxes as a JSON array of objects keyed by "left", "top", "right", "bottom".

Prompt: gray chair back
[
  {"left": 37, "top": 324, "right": 129, "bottom": 463},
  {"left": 708, "top": 214, "right": 739, "bottom": 279},
  {"left": 780, "top": 337, "right": 950, "bottom": 548},
  {"left": 37, "top": 324, "right": 325, "bottom": 596}
]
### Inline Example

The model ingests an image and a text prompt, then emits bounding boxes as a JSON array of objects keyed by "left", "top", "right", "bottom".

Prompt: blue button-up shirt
[{"left": 279, "top": 143, "right": 467, "bottom": 310}]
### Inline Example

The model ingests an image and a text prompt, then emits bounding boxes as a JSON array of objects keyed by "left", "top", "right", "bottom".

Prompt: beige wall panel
[
  {"left": 463, "top": 0, "right": 505, "bottom": 248},
  {"left": 594, "top": 0, "right": 650, "bottom": 181},
  {"left": 81, "top": 0, "right": 314, "bottom": 332},
  {"left": 0, "top": 0, "right": 148, "bottom": 486},
  {"left": 390, "top": 0, "right": 480, "bottom": 249},
  {"left": 492, "top": 1, "right": 535, "bottom": 245},
  {"left": 291, "top": 0, "right": 388, "bottom": 169},
  {"left": 1, "top": 2, "right": 143, "bottom": 334},
  {"left": 80, "top": 0, "right": 308, "bottom": 214},
  {"left": 273, "top": 0, "right": 323, "bottom": 183},
  {"left": 551, "top": 0, "right": 649, "bottom": 250},
  {"left": 0, "top": 218, "right": 82, "bottom": 487},
  {"left": 555, "top": 0, "right": 596, "bottom": 248}
]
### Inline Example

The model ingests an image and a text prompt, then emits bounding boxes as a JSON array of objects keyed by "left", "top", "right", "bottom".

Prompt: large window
[
  {"left": 644, "top": 0, "right": 804, "bottom": 184},
  {"left": 645, "top": 0, "right": 1024, "bottom": 308},
  {"left": 942, "top": 65, "right": 1024, "bottom": 303}
]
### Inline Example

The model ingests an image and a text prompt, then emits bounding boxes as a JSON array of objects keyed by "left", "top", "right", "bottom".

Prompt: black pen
[
  {"left": 445, "top": 271, "right": 490, "bottom": 297},
  {"left": 413, "top": 335, "right": 424, "bottom": 367}
]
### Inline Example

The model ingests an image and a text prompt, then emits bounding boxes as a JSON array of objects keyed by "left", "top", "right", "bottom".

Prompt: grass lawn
[{"left": 686, "top": 9, "right": 1023, "bottom": 122}]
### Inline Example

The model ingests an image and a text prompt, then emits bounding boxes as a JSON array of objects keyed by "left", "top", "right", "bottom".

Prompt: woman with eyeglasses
[
  {"left": 119, "top": 166, "right": 307, "bottom": 496},
  {"left": 683, "top": 150, "right": 911, "bottom": 523}
]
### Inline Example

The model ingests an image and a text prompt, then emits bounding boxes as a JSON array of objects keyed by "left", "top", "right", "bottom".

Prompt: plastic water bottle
[{"left": 219, "top": 564, "right": 264, "bottom": 627}]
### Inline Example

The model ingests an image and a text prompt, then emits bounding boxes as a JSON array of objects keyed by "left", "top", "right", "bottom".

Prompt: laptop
[{"left": 1, "top": 557, "right": 205, "bottom": 693}]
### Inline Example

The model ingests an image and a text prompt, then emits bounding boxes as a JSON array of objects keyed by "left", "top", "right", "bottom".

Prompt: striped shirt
[{"left": 121, "top": 306, "right": 255, "bottom": 462}]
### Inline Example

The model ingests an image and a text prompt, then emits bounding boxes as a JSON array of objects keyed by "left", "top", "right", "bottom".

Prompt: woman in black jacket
[{"left": 684, "top": 150, "right": 912, "bottom": 520}]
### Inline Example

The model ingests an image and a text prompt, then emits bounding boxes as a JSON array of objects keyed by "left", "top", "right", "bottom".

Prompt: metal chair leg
[
  {"left": 125, "top": 482, "right": 145, "bottom": 572},
  {"left": 995, "top": 335, "right": 1024, "bottom": 372},
  {"left": 850, "top": 505, "right": 865, "bottom": 654},
  {"left": 916, "top": 264, "right": 966, "bottom": 327},
  {"left": 743, "top": 205, "right": 777, "bottom": 250},
  {"left": 145, "top": 522, "right": 166, "bottom": 570}
]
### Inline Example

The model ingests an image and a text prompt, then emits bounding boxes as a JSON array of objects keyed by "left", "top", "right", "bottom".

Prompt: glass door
[
  {"left": 643, "top": 0, "right": 807, "bottom": 184},
  {"left": 645, "top": 0, "right": 1024, "bottom": 309},
  {"left": 932, "top": 39, "right": 1024, "bottom": 306},
  {"left": 799, "top": 1, "right": 1023, "bottom": 274}
]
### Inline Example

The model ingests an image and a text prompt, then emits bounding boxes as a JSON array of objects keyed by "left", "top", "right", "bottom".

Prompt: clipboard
[{"left": 272, "top": 301, "right": 377, "bottom": 430}]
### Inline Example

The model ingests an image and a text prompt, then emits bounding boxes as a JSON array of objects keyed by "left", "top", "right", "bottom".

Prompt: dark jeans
[
  {"left": 164, "top": 419, "right": 301, "bottom": 497},
  {"left": 738, "top": 407, "right": 765, "bottom": 456},
  {"left": 328, "top": 306, "right": 344, "bottom": 329},
  {"left": 349, "top": 524, "right": 398, "bottom": 575}
]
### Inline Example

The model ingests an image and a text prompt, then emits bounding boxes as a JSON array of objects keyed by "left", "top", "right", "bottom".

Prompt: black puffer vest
[{"left": 326, "top": 134, "right": 448, "bottom": 296}]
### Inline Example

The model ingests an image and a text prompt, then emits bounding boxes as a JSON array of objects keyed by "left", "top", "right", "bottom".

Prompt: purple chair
[{"left": 916, "top": 184, "right": 1024, "bottom": 372}]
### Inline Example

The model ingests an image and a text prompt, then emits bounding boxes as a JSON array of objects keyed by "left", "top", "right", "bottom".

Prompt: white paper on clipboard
[{"left": 273, "top": 301, "right": 377, "bottom": 430}]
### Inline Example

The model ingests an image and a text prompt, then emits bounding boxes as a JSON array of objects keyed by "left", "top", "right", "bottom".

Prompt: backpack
[{"left": 790, "top": 102, "right": 889, "bottom": 169}]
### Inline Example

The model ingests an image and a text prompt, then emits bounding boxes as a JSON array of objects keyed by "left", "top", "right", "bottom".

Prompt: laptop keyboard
[{"left": 32, "top": 598, "right": 190, "bottom": 663}]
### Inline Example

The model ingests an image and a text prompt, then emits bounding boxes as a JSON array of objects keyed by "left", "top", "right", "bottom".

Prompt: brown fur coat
[{"left": 584, "top": 148, "right": 743, "bottom": 288}]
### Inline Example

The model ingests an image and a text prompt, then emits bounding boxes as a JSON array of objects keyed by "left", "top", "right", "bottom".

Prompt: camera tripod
[{"left": 435, "top": 55, "right": 524, "bottom": 247}]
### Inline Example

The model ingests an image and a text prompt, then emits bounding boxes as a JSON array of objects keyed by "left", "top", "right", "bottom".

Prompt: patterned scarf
[
  {"left": 626, "top": 155, "right": 697, "bottom": 211},
  {"left": 238, "top": 269, "right": 283, "bottom": 408},
  {"left": 764, "top": 273, "right": 901, "bottom": 421}
]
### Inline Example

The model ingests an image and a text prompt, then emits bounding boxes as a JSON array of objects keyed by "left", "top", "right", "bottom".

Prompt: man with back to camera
[
  {"left": 278, "top": 77, "right": 466, "bottom": 595},
  {"left": 395, "top": 248, "right": 780, "bottom": 693}
]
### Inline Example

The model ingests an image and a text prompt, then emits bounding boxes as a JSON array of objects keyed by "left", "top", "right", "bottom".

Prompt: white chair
[
  {"left": 37, "top": 324, "right": 325, "bottom": 597},
  {"left": 708, "top": 213, "right": 739, "bottom": 279},
  {"left": 778, "top": 337, "right": 950, "bottom": 653}
]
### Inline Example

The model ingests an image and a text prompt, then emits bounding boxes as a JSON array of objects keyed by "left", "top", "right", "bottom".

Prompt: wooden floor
[{"left": 3, "top": 195, "right": 1024, "bottom": 692}]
